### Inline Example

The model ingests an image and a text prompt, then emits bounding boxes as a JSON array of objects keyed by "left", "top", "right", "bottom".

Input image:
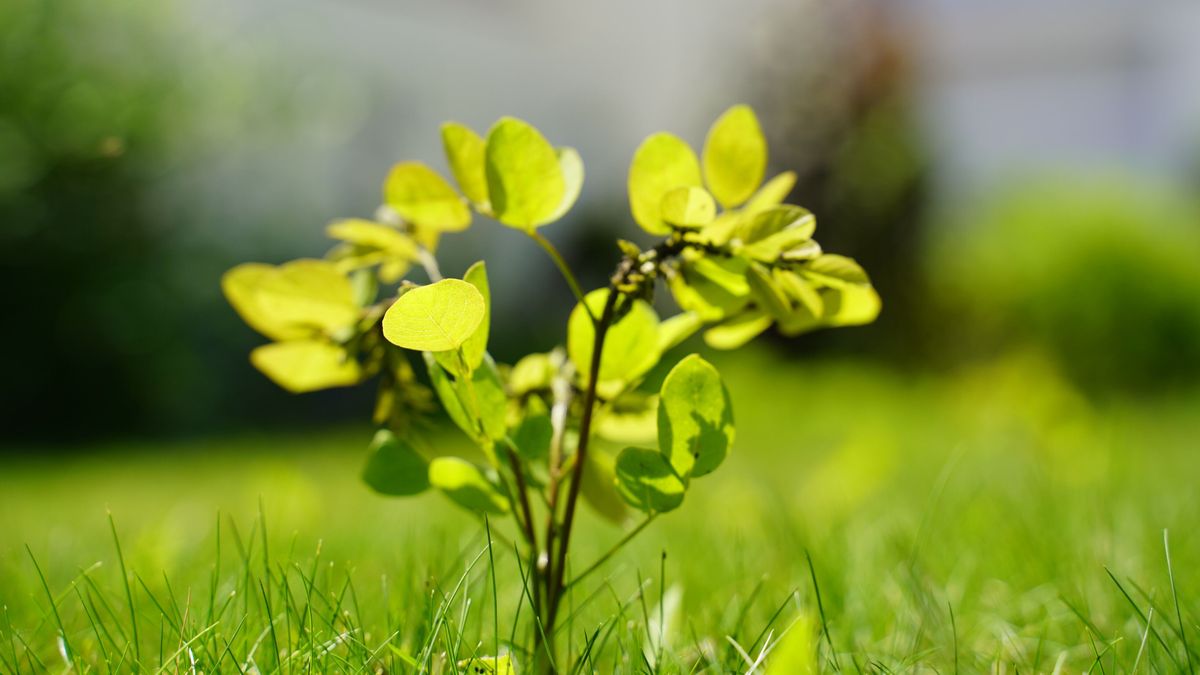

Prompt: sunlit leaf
[
  {"left": 734, "top": 206, "right": 815, "bottom": 258},
  {"left": 801, "top": 254, "right": 870, "bottom": 288},
  {"left": 746, "top": 261, "right": 792, "bottom": 321},
  {"left": 744, "top": 171, "right": 797, "bottom": 213},
  {"left": 660, "top": 186, "right": 716, "bottom": 229},
  {"left": 596, "top": 391, "right": 658, "bottom": 444},
  {"left": 567, "top": 289, "right": 661, "bottom": 397},
  {"left": 326, "top": 219, "right": 418, "bottom": 259},
  {"left": 822, "top": 284, "right": 882, "bottom": 326},
  {"left": 702, "top": 104, "right": 767, "bottom": 209},
  {"left": 628, "top": 132, "right": 702, "bottom": 235},
  {"left": 224, "top": 260, "right": 360, "bottom": 340},
  {"left": 434, "top": 261, "right": 490, "bottom": 375},
  {"left": 774, "top": 269, "right": 824, "bottom": 317},
  {"left": 440, "top": 122, "right": 490, "bottom": 208},
  {"left": 250, "top": 340, "right": 360, "bottom": 393},
  {"left": 383, "top": 161, "right": 471, "bottom": 232},
  {"left": 703, "top": 311, "right": 772, "bottom": 350},
  {"left": 548, "top": 146, "right": 584, "bottom": 222},
  {"left": 508, "top": 352, "right": 556, "bottom": 395},
  {"left": 428, "top": 457, "right": 509, "bottom": 514},
  {"left": 668, "top": 255, "right": 750, "bottom": 321},
  {"left": 614, "top": 447, "right": 685, "bottom": 513},
  {"left": 361, "top": 429, "right": 429, "bottom": 496},
  {"left": 383, "top": 279, "right": 485, "bottom": 352},
  {"left": 658, "top": 354, "right": 733, "bottom": 477},
  {"left": 658, "top": 312, "right": 703, "bottom": 352},
  {"left": 485, "top": 117, "right": 566, "bottom": 230}
]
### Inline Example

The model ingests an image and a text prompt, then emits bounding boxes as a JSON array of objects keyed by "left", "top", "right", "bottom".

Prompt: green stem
[
  {"left": 528, "top": 230, "right": 594, "bottom": 323},
  {"left": 561, "top": 515, "right": 657, "bottom": 593}
]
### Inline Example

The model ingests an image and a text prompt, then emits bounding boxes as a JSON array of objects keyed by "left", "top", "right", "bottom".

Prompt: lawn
[{"left": 2, "top": 351, "right": 1199, "bottom": 673}]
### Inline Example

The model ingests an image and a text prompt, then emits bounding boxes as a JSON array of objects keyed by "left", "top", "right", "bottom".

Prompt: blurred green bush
[{"left": 927, "top": 176, "right": 1200, "bottom": 393}]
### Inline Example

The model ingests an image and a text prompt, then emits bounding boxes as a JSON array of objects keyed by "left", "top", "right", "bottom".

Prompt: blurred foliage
[
  {"left": 927, "top": 176, "right": 1200, "bottom": 393},
  {"left": 750, "top": 1, "right": 928, "bottom": 359},
  {"left": 0, "top": 0, "right": 352, "bottom": 440}
]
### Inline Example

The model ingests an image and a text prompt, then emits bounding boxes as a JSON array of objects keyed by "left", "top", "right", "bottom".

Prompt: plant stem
[
  {"left": 502, "top": 437, "right": 541, "bottom": 616},
  {"left": 545, "top": 279, "right": 622, "bottom": 631},
  {"left": 528, "top": 230, "right": 595, "bottom": 323},
  {"left": 562, "top": 515, "right": 657, "bottom": 593},
  {"left": 417, "top": 245, "right": 443, "bottom": 281}
]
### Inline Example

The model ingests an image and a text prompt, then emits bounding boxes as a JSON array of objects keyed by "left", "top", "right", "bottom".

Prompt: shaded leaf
[
  {"left": 658, "top": 354, "right": 734, "bottom": 477},
  {"left": 614, "top": 447, "right": 685, "bottom": 513},
  {"left": 361, "top": 429, "right": 429, "bottom": 496},
  {"left": 801, "top": 254, "right": 870, "bottom": 287},
  {"left": 581, "top": 448, "right": 630, "bottom": 524},
  {"left": 548, "top": 146, "right": 584, "bottom": 221},
  {"left": 428, "top": 457, "right": 509, "bottom": 514}
]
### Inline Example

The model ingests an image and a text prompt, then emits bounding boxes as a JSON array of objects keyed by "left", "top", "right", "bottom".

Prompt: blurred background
[{"left": 2, "top": 0, "right": 1199, "bottom": 440}]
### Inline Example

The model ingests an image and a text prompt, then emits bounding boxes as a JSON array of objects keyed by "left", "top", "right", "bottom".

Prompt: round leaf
[
  {"left": 485, "top": 117, "right": 566, "bottom": 230},
  {"left": 433, "top": 261, "right": 490, "bottom": 374},
  {"left": 660, "top": 186, "right": 716, "bottom": 229},
  {"left": 744, "top": 171, "right": 797, "bottom": 213},
  {"left": 361, "top": 429, "right": 429, "bottom": 496},
  {"left": 628, "top": 132, "right": 702, "bottom": 235},
  {"left": 428, "top": 457, "right": 510, "bottom": 514},
  {"left": 548, "top": 146, "right": 584, "bottom": 222},
  {"left": 326, "top": 219, "right": 418, "bottom": 259},
  {"left": 614, "top": 447, "right": 685, "bottom": 513},
  {"left": 383, "top": 161, "right": 471, "bottom": 231},
  {"left": 567, "top": 289, "right": 661, "bottom": 396},
  {"left": 223, "top": 260, "right": 360, "bottom": 340},
  {"left": 250, "top": 340, "right": 360, "bottom": 393},
  {"left": 441, "top": 122, "right": 490, "bottom": 208},
  {"left": 702, "top": 104, "right": 767, "bottom": 209},
  {"left": 657, "top": 354, "right": 734, "bottom": 477},
  {"left": 383, "top": 279, "right": 485, "bottom": 352}
]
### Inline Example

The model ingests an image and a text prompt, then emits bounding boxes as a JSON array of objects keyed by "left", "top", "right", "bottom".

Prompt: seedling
[{"left": 223, "top": 105, "right": 879, "bottom": 668}]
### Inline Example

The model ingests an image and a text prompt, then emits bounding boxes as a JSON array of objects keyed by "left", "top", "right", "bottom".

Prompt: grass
[{"left": 2, "top": 350, "right": 1200, "bottom": 672}]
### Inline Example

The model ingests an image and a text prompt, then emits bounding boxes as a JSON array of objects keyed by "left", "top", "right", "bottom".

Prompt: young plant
[{"left": 223, "top": 105, "right": 879, "bottom": 667}]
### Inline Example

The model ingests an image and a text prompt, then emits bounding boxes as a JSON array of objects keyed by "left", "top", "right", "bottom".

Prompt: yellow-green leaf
[
  {"left": 802, "top": 254, "right": 871, "bottom": 288},
  {"left": 704, "top": 311, "right": 772, "bottom": 350},
  {"left": 326, "top": 219, "right": 418, "bottom": 259},
  {"left": 508, "top": 352, "right": 556, "bottom": 395},
  {"left": 657, "top": 354, "right": 734, "bottom": 477},
  {"left": 383, "top": 161, "right": 471, "bottom": 231},
  {"left": 440, "top": 122, "right": 490, "bottom": 208},
  {"left": 428, "top": 457, "right": 509, "bottom": 514},
  {"left": 250, "top": 340, "right": 360, "bottom": 393},
  {"left": 822, "top": 284, "right": 882, "bottom": 326},
  {"left": 224, "top": 260, "right": 360, "bottom": 340},
  {"left": 660, "top": 186, "right": 716, "bottom": 229},
  {"left": 614, "top": 446, "right": 685, "bottom": 513},
  {"left": 433, "top": 261, "right": 490, "bottom": 374},
  {"left": 658, "top": 312, "right": 703, "bottom": 352},
  {"left": 567, "top": 289, "right": 661, "bottom": 397},
  {"left": 548, "top": 146, "right": 584, "bottom": 222},
  {"left": 766, "top": 615, "right": 819, "bottom": 675},
  {"left": 485, "top": 117, "right": 566, "bottom": 230},
  {"left": 383, "top": 278, "right": 485, "bottom": 352},
  {"left": 702, "top": 104, "right": 767, "bottom": 209},
  {"left": 744, "top": 171, "right": 797, "bottom": 213},
  {"left": 746, "top": 262, "right": 792, "bottom": 321},
  {"left": 628, "top": 132, "right": 702, "bottom": 235}
]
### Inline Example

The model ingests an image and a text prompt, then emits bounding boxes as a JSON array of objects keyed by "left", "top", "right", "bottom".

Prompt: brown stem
[
  {"left": 502, "top": 438, "right": 541, "bottom": 616},
  {"left": 544, "top": 279, "right": 622, "bottom": 632}
]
